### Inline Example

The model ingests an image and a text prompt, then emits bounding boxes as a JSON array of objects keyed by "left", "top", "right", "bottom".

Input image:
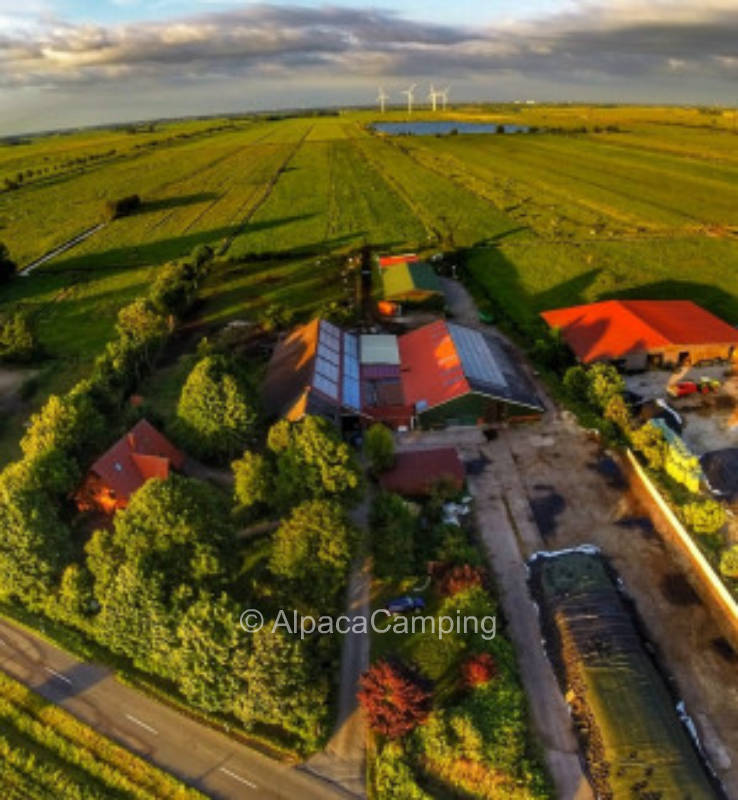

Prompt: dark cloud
[{"left": 0, "top": 2, "right": 737, "bottom": 96}]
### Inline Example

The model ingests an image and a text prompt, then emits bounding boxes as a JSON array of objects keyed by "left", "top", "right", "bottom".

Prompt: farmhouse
[
  {"left": 381, "top": 259, "right": 443, "bottom": 306},
  {"left": 542, "top": 300, "right": 738, "bottom": 370},
  {"left": 264, "top": 318, "right": 542, "bottom": 429},
  {"left": 75, "top": 419, "right": 184, "bottom": 514},
  {"left": 398, "top": 320, "right": 543, "bottom": 427}
]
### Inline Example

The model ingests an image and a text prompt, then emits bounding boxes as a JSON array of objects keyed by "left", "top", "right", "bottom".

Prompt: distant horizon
[
  {"left": 2, "top": 0, "right": 738, "bottom": 137},
  {"left": 3, "top": 98, "right": 737, "bottom": 140}
]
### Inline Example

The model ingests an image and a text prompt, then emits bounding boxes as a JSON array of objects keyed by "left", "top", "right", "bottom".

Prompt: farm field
[
  {"left": 1, "top": 105, "right": 738, "bottom": 471},
  {"left": 0, "top": 669, "right": 203, "bottom": 799},
  {"left": 531, "top": 551, "right": 716, "bottom": 800}
]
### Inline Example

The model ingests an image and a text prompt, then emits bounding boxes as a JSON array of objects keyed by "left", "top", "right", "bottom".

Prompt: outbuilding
[{"left": 542, "top": 300, "right": 738, "bottom": 370}]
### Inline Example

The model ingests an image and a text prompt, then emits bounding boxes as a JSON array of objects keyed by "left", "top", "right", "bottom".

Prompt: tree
[
  {"left": 234, "top": 627, "right": 328, "bottom": 748},
  {"left": 586, "top": 363, "right": 625, "bottom": 411},
  {"left": 680, "top": 499, "right": 726, "bottom": 535},
  {"left": 460, "top": 653, "right": 497, "bottom": 688},
  {"left": 374, "top": 741, "right": 433, "bottom": 800},
  {"left": 232, "top": 450, "right": 272, "bottom": 512},
  {"left": 0, "top": 480, "right": 71, "bottom": 609},
  {"left": 86, "top": 475, "right": 236, "bottom": 677},
  {"left": 103, "top": 194, "right": 140, "bottom": 221},
  {"left": 603, "top": 393, "right": 631, "bottom": 434},
  {"left": 270, "top": 500, "right": 355, "bottom": 611},
  {"left": 365, "top": 424, "right": 395, "bottom": 475},
  {"left": 0, "top": 313, "right": 36, "bottom": 362},
  {"left": 176, "top": 355, "right": 258, "bottom": 462},
  {"left": 436, "top": 564, "right": 487, "bottom": 597},
  {"left": 630, "top": 421, "right": 667, "bottom": 471},
  {"left": 369, "top": 493, "right": 417, "bottom": 579},
  {"left": 357, "top": 659, "right": 432, "bottom": 739},
  {"left": 174, "top": 591, "right": 249, "bottom": 712},
  {"left": 0, "top": 242, "right": 16, "bottom": 283},
  {"left": 267, "top": 416, "right": 362, "bottom": 510}
]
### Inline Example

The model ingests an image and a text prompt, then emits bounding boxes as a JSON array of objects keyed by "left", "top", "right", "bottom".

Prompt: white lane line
[
  {"left": 218, "top": 767, "right": 257, "bottom": 789},
  {"left": 124, "top": 714, "right": 159, "bottom": 736},
  {"left": 44, "top": 667, "right": 72, "bottom": 685}
]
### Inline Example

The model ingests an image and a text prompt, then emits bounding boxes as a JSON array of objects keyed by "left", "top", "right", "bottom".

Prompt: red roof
[
  {"left": 398, "top": 320, "right": 469, "bottom": 410},
  {"left": 380, "top": 448, "right": 465, "bottom": 495},
  {"left": 89, "top": 419, "right": 184, "bottom": 502},
  {"left": 541, "top": 300, "right": 738, "bottom": 363},
  {"left": 379, "top": 254, "right": 419, "bottom": 268}
]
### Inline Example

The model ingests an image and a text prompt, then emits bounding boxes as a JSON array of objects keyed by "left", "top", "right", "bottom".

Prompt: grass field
[
  {"left": 0, "top": 670, "right": 202, "bottom": 799},
  {"left": 532, "top": 552, "right": 715, "bottom": 800}
]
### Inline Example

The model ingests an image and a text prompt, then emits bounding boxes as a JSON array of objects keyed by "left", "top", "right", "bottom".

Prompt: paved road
[{"left": 0, "top": 618, "right": 352, "bottom": 800}]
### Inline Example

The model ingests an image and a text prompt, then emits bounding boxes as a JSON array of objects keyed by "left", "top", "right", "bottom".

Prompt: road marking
[
  {"left": 219, "top": 767, "right": 257, "bottom": 789},
  {"left": 44, "top": 667, "right": 72, "bottom": 685},
  {"left": 125, "top": 714, "right": 159, "bottom": 736}
]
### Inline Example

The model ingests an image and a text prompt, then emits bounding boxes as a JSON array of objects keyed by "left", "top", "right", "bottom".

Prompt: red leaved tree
[
  {"left": 436, "top": 563, "right": 487, "bottom": 597},
  {"left": 357, "top": 659, "right": 431, "bottom": 738},
  {"left": 461, "top": 653, "right": 497, "bottom": 687}
]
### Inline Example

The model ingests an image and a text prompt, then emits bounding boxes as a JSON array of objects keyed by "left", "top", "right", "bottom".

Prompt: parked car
[
  {"left": 667, "top": 381, "right": 698, "bottom": 398},
  {"left": 385, "top": 596, "right": 426, "bottom": 614}
]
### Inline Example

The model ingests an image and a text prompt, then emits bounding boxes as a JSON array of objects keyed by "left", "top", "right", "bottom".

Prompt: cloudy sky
[{"left": 1, "top": 0, "right": 737, "bottom": 134}]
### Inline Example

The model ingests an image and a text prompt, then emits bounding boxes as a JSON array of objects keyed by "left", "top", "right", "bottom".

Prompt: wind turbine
[
  {"left": 401, "top": 84, "right": 417, "bottom": 115},
  {"left": 428, "top": 84, "right": 438, "bottom": 112},
  {"left": 440, "top": 86, "right": 450, "bottom": 112},
  {"left": 376, "top": 87, "right": 389, "bottom": 114}
]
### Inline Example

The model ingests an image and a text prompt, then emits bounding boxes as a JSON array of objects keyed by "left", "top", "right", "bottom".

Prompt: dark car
[{"left": 385, "top": 596, "right": 426, "bottom": 614}]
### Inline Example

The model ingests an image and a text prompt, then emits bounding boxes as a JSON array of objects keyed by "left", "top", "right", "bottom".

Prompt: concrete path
[
  {"left": 304, "top": 500, "right": 371, "bottom": 798},
  {"left": 464, "top": 436, "right": 594, "bottom": 800},
  {"left": 20, "top": 222, "right": 106, "bottom": 275},
  {"left": 0, "top": 618, "right": 353, "bottom": 800}
]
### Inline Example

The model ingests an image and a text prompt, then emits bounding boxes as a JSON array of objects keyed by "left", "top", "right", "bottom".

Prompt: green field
[
  {"left": 0, "top": 670, "right": 202, "bottom": 799},
  {"left": 2, "top": 105, "right": 738, "bottom": 468}
]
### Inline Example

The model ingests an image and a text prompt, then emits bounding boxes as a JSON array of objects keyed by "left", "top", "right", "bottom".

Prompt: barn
[
  {"left": 264, "top": 318, "right": 542, "bottom": 430},
  {"left": 542, "top": 300, "right": 738, "bottom": 370},
  {"left": 75, "top": 419, "right": 184, "bottom": 514},
  {"left": 398, "top": 320, "right": 543, "bottom": 427}
]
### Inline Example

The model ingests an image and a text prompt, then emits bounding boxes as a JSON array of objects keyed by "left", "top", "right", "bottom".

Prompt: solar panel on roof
[
  {"left": 314, "top": 373, "right": 339, "bottom": 400},
  {"left": 317, "top": 340, "right": 340, "bottom": 365},
  {"left": 342, "top": 333, "right": 360, "bottom": 410},
  {"left": 448, "top": 323, "right": 506, "bottom": 389},
  {"left": 315, "top": 357, "right": 339, "bottom": 383}
]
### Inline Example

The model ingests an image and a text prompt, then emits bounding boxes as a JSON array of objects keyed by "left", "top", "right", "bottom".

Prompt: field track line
[
  {"left": 220, "top": 124, "right": 315, "bottom": 253},
  {"left": 352, "top": 135, "right": 440, "bottom": 242}
]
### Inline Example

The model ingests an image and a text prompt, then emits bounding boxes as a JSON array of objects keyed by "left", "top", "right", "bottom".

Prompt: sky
[{"left": 1, "top": 0, "right": 737, "bottom": 134}]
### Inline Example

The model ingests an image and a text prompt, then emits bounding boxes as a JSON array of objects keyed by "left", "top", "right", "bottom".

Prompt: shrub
[
  {"left": 0, "top": 312, "right": 37, "bottom": 363},
  {"left": 630, "top": 421, "right": 667, "bottom": 471},
  {"left": 562, "top": 365, "right": 589, "bottom": 403},
  {"left": 374, "top": 741, "right": 433, "bottom": 800},
  {"left": 587, "top": 363, "right": 625, "bottom": 411},
  {"left": 357, "top": 659, "right": 432, "bottom": 739},
  {"left": 103, "top": 194, "right": 141, "bottom": 220},
  {"left": 680, "top": 499, "right": 726, "bottom": 535},
  {"left": 720, "top": 546, "right": 738, "bottom": 579},
  {"left": 436, "top": 563, "right": 487, "bottom": 597},
  {"left": 365, "top": 423, "right": 395, "bottom": 475},
  {"left": 369, "top": 492, "right": 417, "bottom": 579},
  {"left": 461, "top": 653, "right": 497, "bottom": 687}
]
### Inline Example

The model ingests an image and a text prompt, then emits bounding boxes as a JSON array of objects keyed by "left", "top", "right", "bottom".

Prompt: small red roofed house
[
  {"left": 379, "top": 448, "right": 465, "bottom": 496},
  {"left": 75, "top": 419, "right": 185, "bottom": 514}
]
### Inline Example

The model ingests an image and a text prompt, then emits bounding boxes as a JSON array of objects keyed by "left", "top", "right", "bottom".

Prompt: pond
[{"left": 371, "top": 122, "right": 531, "bottom": 136}]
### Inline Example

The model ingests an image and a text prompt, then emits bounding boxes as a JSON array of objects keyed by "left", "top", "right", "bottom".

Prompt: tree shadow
[
  {"left": 35, "top": 660, "right": 109, "bottom": 703},
  {"left": 132, "top": 193, "right": 220, "bottom": 215}
]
